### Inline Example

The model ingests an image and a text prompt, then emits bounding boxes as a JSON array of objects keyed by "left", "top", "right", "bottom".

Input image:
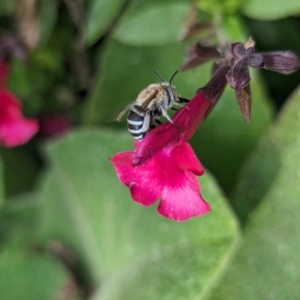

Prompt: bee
[{"left": 108, "top": 70, "right": 188, "bottom": 140}]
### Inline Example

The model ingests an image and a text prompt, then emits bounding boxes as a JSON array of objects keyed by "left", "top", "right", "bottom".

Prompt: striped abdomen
[{"left": 127, "top": 105, "right": 150, "bottom": 140}]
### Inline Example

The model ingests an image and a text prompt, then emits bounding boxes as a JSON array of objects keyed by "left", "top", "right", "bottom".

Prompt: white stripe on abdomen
[{"left": 127, "top": 119, "right": 143, "bottom": 126}]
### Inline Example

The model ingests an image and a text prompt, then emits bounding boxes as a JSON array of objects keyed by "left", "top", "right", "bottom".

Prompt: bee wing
[
  {"left": 141, "top": 89, "right": 159, "bottom": 109},
  {"left": 107, "top": 102, "right": 134, "bottom": 122}
]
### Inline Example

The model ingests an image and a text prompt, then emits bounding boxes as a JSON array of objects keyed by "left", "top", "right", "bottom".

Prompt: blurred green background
[{"left": 0, "top": 0, "right": 300, "bottom": 299}]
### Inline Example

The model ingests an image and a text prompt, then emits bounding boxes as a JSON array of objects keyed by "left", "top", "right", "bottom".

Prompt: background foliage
[{"left": 0, "top": 0, "right": 300, "bottom": 299}]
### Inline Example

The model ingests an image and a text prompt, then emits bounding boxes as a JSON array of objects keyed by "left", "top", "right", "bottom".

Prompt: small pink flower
[
  {"left": 110, "top": 67, "right": 229, "bottom": 221},
  {"left": 0, "top": 61, "right": 38, "bottom": 147},
  {"left": 38, "top": 115, "right": 71, "bottom": 138}
]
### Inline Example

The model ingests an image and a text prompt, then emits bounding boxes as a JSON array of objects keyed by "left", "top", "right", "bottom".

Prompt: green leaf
[
  {"left": 223, "top": 14, "right": 247, "bottom": 42},
  {"left": 8, "top": 46, "right": 66, "bottom": 115},
  {"left": 0, "top": 147, "right": 40, "bottom": 199},
  {"left": 0, "top": 247, "right": 69, "bottom": 300},
  {"left": 84, "top": 0, "right": 126, "bottom": 46},
  {"left": 38, "top": 129, "right": 239, "bottom": 298},
  {"left": 207, "top": 87, "right": 300, "bottom": 300},
  {"left": 0, "top": 193, "right": 40, "bottom": 246},
  {"left": 242, "top": 0, "right": 300, "bottom": 20},
  {"left": 232, "top": 136, "right": 280, "bottom": 224},
  {"left": 113, "top": 3, "right": 190, "bottom": 46},
  {"left": 197, "top": 0, "right": 244, "bottom": 14},
  {"left": 0, "top": 194, "right": 77, "bottom": 300},
  {"left": 0, "top": 0, "right": 15, "bottom": 17},
  {"left": 38, "top": 0, "right": 58, "bottom": 46}
]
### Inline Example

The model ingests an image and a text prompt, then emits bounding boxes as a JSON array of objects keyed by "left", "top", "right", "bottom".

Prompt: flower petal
[
  {"left": 130, "top": 181, "right": 161, "bottom": 206},
  {"left": 110, "top": 152, "right": 162, "bottom": 206},
  {"left": 1, "top": 117, "right": 38, "bottom": 147},
  {"left": 110, "top": 151, "right": 135, "bottom": 186},
  {"left": 0, "top": 88, "right": 38, "bottom": 147},
  {"left": 157, "top": 171, "right": 210, "bottom": 221},
  {"left": 0, "top": 89, "right": 21, "bottom": 110},
  {"left": 172, "top": 140, "right": 204, "bottom": 175}
]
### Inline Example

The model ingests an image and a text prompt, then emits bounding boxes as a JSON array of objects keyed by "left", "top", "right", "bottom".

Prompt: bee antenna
[
  {"left": 169, "top": 70, "right": 179, "bottom": 84},
  {"left": 154, "top": 70, "right": 165, "bottom": 82}
]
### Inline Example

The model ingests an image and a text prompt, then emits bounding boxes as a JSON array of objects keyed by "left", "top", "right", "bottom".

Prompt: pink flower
[
  {"left": 111, "top": 137, "right": 210, "bottom": 221},
  {"left": 0, "top": 61, "right": 38, "bottom": 147},
  {"left": 110, "top": 67, "right": 229, "bottom": 221}
]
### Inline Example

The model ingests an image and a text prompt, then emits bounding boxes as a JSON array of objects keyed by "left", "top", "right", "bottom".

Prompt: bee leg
[
  {"left": 155, "top": 119, "right": 162, "bottom": 125},
  {"left": 171, "top": 107, "right": 179, "bottom": 111},
  {"left": 161, "top": 108, "right": 184, "bottom": 133},
  {"left": 176, "top": 98, "right": 189, "bottom": 110},
  {"left": 142, "top": 113, "right": 151, "bottom": 132},
  {"left": 179, "top": 97, "right": 189, "bottom": 103}
]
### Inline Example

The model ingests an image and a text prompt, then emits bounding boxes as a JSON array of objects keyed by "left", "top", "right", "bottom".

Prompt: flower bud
[
  {"left": 231, "top": 43, "right": 246, "bottom": 58},
  {"left": 235, "top": 84, "right": 251, "bottom": 122},
  {"left": 247, "top": 54, "right": 264, "bottom": 68},
  {"left": 226, "top": 60, "right": 250, "bottom": 90},
  {"left": 261, "top": 51, "right": 300, "bottom": 75}
]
